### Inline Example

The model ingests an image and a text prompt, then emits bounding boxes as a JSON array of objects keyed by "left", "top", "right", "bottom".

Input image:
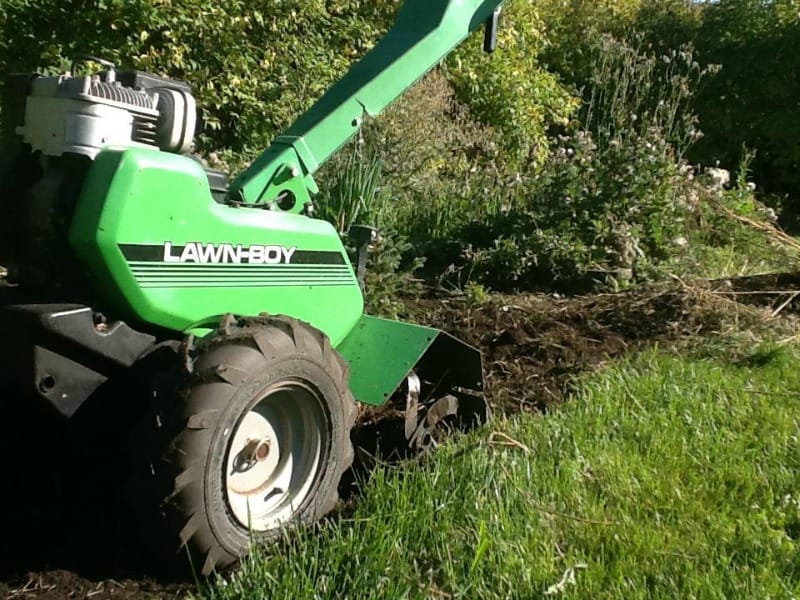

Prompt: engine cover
[
  {"left": 69, "top": 147, "right": 364, "bottom": 345},
  {"left": 13, "top": 66, "right": 196, "bottom": 158},
  {"left": 0, "top": 66, "right": 198, "bottom": 287}
]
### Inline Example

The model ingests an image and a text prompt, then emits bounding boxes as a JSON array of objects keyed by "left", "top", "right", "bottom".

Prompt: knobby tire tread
[{"left": 128, "top": 315, "right": 357, "bottom": 575}]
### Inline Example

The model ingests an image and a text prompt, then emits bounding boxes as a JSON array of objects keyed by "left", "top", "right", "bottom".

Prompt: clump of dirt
[{"left": 0, "top": 572, "right": 185, "bottom": 600}]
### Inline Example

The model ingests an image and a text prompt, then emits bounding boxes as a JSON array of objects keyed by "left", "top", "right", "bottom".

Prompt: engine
[{"left": 0, "top": 60, "right": 197, "bottom": 291}]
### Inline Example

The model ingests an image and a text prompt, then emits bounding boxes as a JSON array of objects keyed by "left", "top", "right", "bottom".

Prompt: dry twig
[{"left": 488, "top": 431, "right": 532, "bottom": 453}]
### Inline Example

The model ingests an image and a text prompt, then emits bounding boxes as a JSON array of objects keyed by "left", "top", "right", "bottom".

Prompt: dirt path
[{"left": 2, "top": 275, "right": 796, "bottom": 599}]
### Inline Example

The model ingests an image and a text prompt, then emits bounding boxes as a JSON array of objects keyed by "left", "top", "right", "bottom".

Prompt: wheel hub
[{"left": 224, "top": 383, "right": 327, "bottom": 531}]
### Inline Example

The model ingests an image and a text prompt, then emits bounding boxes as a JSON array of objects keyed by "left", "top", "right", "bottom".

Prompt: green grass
[{"left": 200, "top": 341, "right": 800, "bottom": 599}]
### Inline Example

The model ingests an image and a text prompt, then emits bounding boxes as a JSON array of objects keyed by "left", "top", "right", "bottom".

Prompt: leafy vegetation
[
  {"left": 445, "top": 0, "right": 577, "bottom": 168},
  {"left": 694, "top": 2, "right": 800, "bottom": 202},
  {"left": 443, "top": 33, "right": 712, "bottom": 290},
  {"left": 0, "top": 0, "right": 399, "bottom": 154},
  {"left": 539, "top": 0, "right": 800, "bottom": 210}
]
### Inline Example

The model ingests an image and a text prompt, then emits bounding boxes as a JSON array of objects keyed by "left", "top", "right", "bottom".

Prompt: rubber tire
[{"left": 129, "top": 316, "right": 357, "bottom": 575}]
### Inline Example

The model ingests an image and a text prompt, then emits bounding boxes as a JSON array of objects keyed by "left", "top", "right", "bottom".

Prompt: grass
[{"left": 199, "top": 339, "right": 800, "bottom": 599}]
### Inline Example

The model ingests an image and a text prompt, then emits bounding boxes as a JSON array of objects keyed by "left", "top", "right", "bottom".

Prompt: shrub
[
  {"left": 357, "top": 70, "right": 501, "bottom": 221},
  {"left": 538, "top": 0, "right": 800, "bottom": 206},
  {"left": 582, "top": 35, "right": 710, "bottom": 159},
  {"left": 440, "top": 36, "right": 709, "bottom": 291},
  {"left": 456, "top": 127, "right": 693, "bottom": 290},
  {"left": 445, "top": 0, "right": 578, "bottom": 168},
  {"left": 688, "top": 1, "right": 800, "bottom": 201},
  {"left": 537, "top": 0, "right": 644, "bottom": 83},
  {"left": 332, "top": 33, "right": 717, "bottom": 293}
]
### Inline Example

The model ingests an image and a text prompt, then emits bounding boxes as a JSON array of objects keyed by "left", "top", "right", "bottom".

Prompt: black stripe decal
[
  {"left": 292, "top": 251, "right": 346, "bottom": 265},
  {"left": 120, "top": 244, "right": 163, "bottom": 262},
  {"left": 137, "top": 282, "right": 354, "bottom": 289},
  {"left": 119, "top": 244, "right": 346, "bottom": 265}
]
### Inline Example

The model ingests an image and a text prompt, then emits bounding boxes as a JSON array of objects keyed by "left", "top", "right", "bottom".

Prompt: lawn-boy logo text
[{"left": 163, "top": 242, "right": 297, "bottom": 264}]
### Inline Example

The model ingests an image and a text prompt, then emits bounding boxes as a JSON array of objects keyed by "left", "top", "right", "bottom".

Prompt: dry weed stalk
[{"left": 709, "top": 197, "right": 800, "bottom": 256}]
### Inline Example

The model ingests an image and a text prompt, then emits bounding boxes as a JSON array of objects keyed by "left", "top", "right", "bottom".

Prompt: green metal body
[
  {"left": 69, "top": 148, "right": 363, "bottom": 344},
  {"left": 67, "top": 0, "right": 503, "bottom": 403},
  {"left": 338, "top": 315, "right": 483, "bottom": 406}
]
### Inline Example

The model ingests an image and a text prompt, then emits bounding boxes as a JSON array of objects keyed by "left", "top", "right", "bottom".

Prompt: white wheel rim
[{"left": 224, "top": 381, "right": 328, "bottom": 531}]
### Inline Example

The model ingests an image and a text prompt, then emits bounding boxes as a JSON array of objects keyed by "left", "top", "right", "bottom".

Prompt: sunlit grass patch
[{"left": 200, "top": 341, "right": 800, "bottom": 599}]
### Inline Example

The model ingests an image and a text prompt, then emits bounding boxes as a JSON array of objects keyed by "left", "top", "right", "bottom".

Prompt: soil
[
  {"left": 2, "top": 274, "right": 797, "bottom": 599},
  {"left": 410, "top": 274, "right": 796, "bottom": 414}
]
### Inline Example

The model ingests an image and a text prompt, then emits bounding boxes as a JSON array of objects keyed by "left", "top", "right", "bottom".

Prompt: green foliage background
[
  {"left": 1, "top": 0, "right": 798, "bottom": 295},
  {"left": 690, "top": 0, "right": 800, "bottom": 199},
  {"left": 0, "top": 0, "right": 399, "bottom": 154},
  {"left": 0, "top": 0, "right": 574, "bottom": 165},
  {"left": 541, "top": 0, "right": 800, "bottom": 203}
]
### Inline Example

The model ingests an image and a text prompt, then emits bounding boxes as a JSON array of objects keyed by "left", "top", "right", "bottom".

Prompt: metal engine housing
[
  {"left": 0, "top": 64, "right": 197, "bottom": 288},
  {"left": 14, "top": 65, "right": 196, "bottom": 158}
]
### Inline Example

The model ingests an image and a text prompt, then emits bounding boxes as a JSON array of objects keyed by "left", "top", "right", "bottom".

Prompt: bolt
[
  {"left": 233, "top": 438, "right": 273, "bottom": 474},
  {"left": 254, "top": 440, "right": 270, "bottom": 461},
  {"left": 241, "top": 438, "right": 271, "bottom": 466},
  {"left": 38, "top": 375, "right": 56, "bottom": 394}
]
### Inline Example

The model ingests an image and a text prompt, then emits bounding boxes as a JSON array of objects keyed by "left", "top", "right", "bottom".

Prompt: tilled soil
[
  {"left": 2, "top": 274, "right": 797, "bottom": 599},
  {"left": 0, "top": 573, "right": 185, "bottom": 600},
  {"left": 413, "top": 277, "right": 780, "bottom": 414}
]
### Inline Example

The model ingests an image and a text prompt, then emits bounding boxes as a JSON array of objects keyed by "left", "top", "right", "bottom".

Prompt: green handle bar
[{"left": 228, "top": 0, "right": 505, "bottom": 211}]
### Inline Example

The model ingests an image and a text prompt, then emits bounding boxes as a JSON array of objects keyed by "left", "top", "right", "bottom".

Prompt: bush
[
  {"left": 538, "top": 0, "right": 800, "bottom": 206},
  {"left": 356, "top": 70, "right": 501, "bottom": 221},
  {"left": 537, "top": 0, "right": 643, "bottom": 83},
  {"left": 444, "top": 0, "right": 578, "bottom": 168},
  {"left": 454, "top": 128, "right": 693, "bottom": 291},
  {"left": 688, "top": 1, "right": 800, "bottom": 201},
  {"left": 437, "top": 35, "right": 709, "bottom": 291}
]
